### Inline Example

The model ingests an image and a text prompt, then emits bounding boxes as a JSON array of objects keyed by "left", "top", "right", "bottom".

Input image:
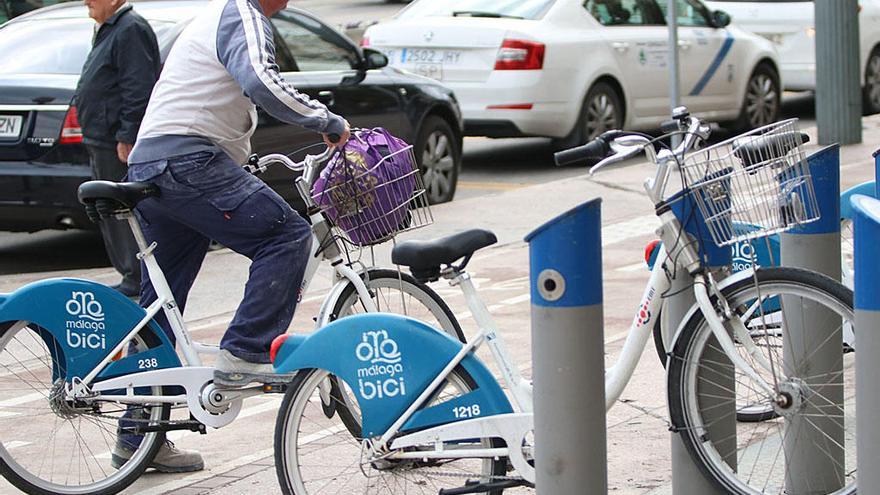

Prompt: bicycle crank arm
[
  {"left": 439, "top": 478, "right": 534, "bottom": 495},
  {"left": 693, "top": 275, "right": 776, "bottom": 397}
]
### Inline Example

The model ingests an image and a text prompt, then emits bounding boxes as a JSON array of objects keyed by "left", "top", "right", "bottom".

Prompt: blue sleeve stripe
[{"left": 233, "top": 0, "right": 328, "bottom": 119}]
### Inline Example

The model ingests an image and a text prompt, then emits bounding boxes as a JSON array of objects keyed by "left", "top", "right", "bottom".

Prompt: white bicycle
[
  {"left": 271, "top": 109, "right": 857, "bottom": 494},
  {"left": 0, "top": 144, "right": 462, "bottom": 494}
]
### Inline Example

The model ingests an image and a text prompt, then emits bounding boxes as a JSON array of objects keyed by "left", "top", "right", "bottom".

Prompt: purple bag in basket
[{"left": 311, "top": 128, "right": 417, "bottom": 246}]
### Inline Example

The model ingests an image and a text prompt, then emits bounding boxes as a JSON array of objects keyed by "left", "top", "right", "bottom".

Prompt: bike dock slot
[
  {"left": 853, "top": 194, "right": 880, "bottom": 494},
  {"left": 526, "top": 198, "right": 607, "bottom": 494},
  {"left": 780, "top": 144, "right": 845, "bottom": 491}
]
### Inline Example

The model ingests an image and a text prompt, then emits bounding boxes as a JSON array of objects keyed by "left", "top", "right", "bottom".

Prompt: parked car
[
  {"left": 703, "top": 0, "right": 880, "bottom": 113},
  {"left": 363, "top": 0, "right": 781, "bottom": 147},
  {"left": 0, "top": 0, "right": 462, "bottom": 233}
]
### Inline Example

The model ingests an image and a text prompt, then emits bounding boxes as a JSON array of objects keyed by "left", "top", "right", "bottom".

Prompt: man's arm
[
  {"left": 113, "top": 20, "right": 160, "bottom": 146},
  {"left": 216, "top": 0, "right": 347, "bottom": 137}
]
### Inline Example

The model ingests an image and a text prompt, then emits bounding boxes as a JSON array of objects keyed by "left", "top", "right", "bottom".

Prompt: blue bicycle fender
[
  {"left": 841, "top": 181, "right": 876, "bottom": 220},
  {"left": 274, "top": 313, "right": 512, "bottom": 437},
  {"left": 0, "top": 278, "right": 180, "bottom": 382}
]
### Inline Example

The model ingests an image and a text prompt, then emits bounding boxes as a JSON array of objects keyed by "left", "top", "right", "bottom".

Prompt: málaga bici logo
[
  {"left": 355, "top": 330, "right": 406, "bottom": 401},
  {"left": 65, "top": 291, "right": 107, "bottom": 350}
]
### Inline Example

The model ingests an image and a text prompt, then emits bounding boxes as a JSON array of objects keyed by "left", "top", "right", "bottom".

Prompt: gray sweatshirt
[{"left": 129, "top": 0, "right": 346, "bottom": 165}]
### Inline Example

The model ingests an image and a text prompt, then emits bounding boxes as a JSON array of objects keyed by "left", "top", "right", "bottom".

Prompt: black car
[{"left": 0, "top": 0, "right": 462, "bottom": 233}]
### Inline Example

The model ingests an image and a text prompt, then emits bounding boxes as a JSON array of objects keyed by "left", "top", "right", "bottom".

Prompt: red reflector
[
  {"left": 270, "top": 334, "right": 291, "bottom": 363},
  {"left": 360, "top": 36, "right": 370, "bottom": 47},
  {"left": 486, "top": 104, "right": 533, "bottom": 110},
  {"left": 644, "top": 239, "right": 661, "bottom": 265},
  {"left": 494, "top": 39, "right": 545, "bottom": 70},
  {"left": 60, "top": 106, "right": 83, "bottom": 145}
]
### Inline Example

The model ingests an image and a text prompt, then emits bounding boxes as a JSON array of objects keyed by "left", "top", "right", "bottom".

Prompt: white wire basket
[
  {"left": 679, "top": 119, "right": 819, "bottom": 247},
  {"left": 310, "top": 145, "right": 433, "bottom": 247}
]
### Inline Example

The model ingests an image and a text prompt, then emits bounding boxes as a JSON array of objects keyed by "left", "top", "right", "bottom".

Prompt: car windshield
[
  {"left": 399, "top": 0, "right": 556, "bottom": 20},
  {"left": 0, "top": 17, "right": 174, "bottom": 75}
]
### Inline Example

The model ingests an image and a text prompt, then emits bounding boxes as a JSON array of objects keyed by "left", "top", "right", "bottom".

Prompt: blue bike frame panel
[
  {"left": 273, "top": 313, "right": 512, "bottom": 438},
  {"left": 0, "top": 279, "right": 180, "bottom": 382}
]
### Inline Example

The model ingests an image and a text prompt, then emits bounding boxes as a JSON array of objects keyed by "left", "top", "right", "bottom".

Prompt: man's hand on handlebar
[{"left": 323, "top": 120, "right": 351, "bottom": 148}]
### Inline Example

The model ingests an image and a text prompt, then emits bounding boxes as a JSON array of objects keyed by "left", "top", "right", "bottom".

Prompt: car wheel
[
  {"left": 415, "top": 115, "right": 460, "bottom": 204},
  {"left": 581, "top": 82, "right": 625, "bottom": 142},
  {"left": 734, "top": 63, "right": 780, "bottom": 131},
  {"left": 864, "top": 47, "right": 880, "bottom": 114}
]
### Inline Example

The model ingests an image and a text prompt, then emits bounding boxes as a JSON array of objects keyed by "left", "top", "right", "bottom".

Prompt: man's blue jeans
[
  {"left": 126, "top": 147, "right": 312, "bottom": 362},
  {"left": 118, "top": 147, "right": 311, "bottom": 448}
]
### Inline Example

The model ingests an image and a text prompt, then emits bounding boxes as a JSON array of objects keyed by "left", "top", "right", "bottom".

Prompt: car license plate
[
  {"left": 0, "top": 115, "right": 22, "bottom": 139},
  {"left": 400, "top": 48, "right": 462, "bottom": 65}
]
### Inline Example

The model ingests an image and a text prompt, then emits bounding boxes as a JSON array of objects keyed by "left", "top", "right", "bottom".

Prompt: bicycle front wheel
[
  {"left": 0, "top": 320, "right": 168, "bottom": 495},
  {"left": 332, "top": 268, "right": 464, "bottom": 341},
  {"left": 667, "top": 267, "right": 856, "bottom": 494},
  {"left": 274, "top": 368, "right": 507, "bottom": 495}
]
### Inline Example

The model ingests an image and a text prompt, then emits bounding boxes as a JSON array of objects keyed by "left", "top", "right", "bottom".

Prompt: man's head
[
  {"left": 258, "top": 0, "right": 288, "bottom": 17},
  {"left": 84, "top": 0, "right": 123, "bottom": 24}
]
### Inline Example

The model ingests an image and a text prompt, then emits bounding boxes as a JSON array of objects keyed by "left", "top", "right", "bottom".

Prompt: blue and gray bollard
[
  {"left": 853, "top": 194, "right": 880, "bottom": 494},
  {"left": 780, "top": 144, "right": 844, "bottom": 491},
  {"left": 526, "top": 198, "right": 607, "bottom": 494}
]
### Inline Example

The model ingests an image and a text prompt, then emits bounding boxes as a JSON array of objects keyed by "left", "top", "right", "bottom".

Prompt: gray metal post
[
  {"left": 667, "top": 0, "right": 681, "bottom": 110},
  {"left": 815, "top": 0, "right": 862, "bottom": 145},
  {"left": 852, "top": 194, "right": 880, "bottom": 494},
  {"left": 526, "top": 198, "right": 606, "bottom": 494},
  {"left": 780, "top": 145, "right": 844, "bottom": 492},
  {"left": 664, "top": 192, "right": 733, "bottom": 495}
]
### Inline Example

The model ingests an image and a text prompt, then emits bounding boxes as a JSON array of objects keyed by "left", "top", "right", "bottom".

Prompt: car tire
[
  {"left": 864, "top": 46, "right": 880, "bottom": 115},
  {"left": 733, "top": 63, "right": 780, "bottom": 132},
  {"left": 555, "top": 81, "right": 624, "bottom": 150},
  {"left": 415, "top": 115, "right": 460, "bottom": 204}
]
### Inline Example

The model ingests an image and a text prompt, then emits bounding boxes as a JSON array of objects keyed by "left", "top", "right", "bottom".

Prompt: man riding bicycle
[{"left": 118, "top": 0, "right": 351, "bottom": 472}]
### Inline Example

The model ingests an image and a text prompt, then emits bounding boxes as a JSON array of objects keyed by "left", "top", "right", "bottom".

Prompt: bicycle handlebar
[{"left": 553, "top": 134, "right": 614, "bottom": 167}]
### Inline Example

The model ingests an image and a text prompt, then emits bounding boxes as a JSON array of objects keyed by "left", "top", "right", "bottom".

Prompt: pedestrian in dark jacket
[{"left": 75, "top": 0, "right": 160, "bottom": 297}]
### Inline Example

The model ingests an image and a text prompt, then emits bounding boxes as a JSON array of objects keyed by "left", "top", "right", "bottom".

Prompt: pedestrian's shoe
[
  {"left": 111, "top": 440, "right": 204, "bottom": 473},
  {"left": 110, "top": 282, "right": 139, "bottom": 298},
  {"left": 214, "top": 349, "right": 297, "bottom": 388}
]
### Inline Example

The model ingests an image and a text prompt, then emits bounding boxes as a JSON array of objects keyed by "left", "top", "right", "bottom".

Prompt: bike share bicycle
[
  {"left": 0, "top": 139, "right": 462, "bottom": 494},
  {"left": 270, "top": 108, "right": 857, "bottom": 494}
]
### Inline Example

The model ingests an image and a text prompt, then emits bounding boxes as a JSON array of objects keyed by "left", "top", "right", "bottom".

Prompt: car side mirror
[
  {"left": 711, "top": 9, "right": 731, "bottom": 28},
  {"left": 362, "top": 48, "right": 389, "bottom": 70}
]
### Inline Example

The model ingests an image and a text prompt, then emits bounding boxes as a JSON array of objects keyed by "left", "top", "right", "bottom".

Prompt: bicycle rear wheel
[
  {"left": 275, "top": 368, "right": 507, "bottom": 495},
  {"left": 667, "top": 267, "right": 856, "bottom": 494},
  {"left": 0, "top": 320, "right": 167, "bottom": 495}
]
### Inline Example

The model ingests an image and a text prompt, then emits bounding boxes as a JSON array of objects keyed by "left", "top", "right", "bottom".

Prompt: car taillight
[
  {"left": 494, "top": 39, "right": 545, "bottom": 70},
  {"left": 360, "top": 36, "right": 370, "bottom": 47},
  {"left": 60, "top": 106, "right": 83, "bottom": 145}
]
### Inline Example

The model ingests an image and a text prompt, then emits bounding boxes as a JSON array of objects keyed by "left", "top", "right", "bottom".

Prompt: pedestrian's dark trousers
[
  {"left": 86, "top": 145, "right": 142, "bottom": 291},
  {"left": 126, "top": 147, "right": 313, "bottom": 363}
]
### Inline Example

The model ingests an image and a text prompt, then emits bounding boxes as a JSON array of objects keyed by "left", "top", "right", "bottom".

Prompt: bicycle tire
[
  {"left": 0, "top": 320, "right": 169, "bottom": 495},
  {"left": 326, "top": 269, "right": 465, "bottom": 439},
  {"left": 667, "top": 267, "right": 856, "bottom": 494},
  {"left": 274, "top": 367, "right": 507, "bottom": 495}
]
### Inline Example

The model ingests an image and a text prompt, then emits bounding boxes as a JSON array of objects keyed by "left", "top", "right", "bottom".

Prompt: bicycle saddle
[
  {"left": 392, "top": 229, "right": 497, "bottom": 282},
  {"left": 77, "top": 180, "right": 160, "bottom": 222}
]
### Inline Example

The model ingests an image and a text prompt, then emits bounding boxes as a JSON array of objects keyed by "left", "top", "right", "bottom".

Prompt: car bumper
[
  {"left": 448, "top": 71, "right": 579, "bottom": 139},
  {"left": 0, "top": 162, "right": 93, "bottom": 232},
  {"left": 781, "top": 63, "right": 816, "bottom": 91}
]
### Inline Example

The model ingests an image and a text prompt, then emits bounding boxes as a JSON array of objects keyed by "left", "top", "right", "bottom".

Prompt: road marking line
[
  {"left": 5, "top": 441, "right": 29, "bottom": 450},
  {"left": 616, "top": 262, "right": 648, "bottom": 273},
  {"left": 601, "top": 215, "right": 658, "bottom": 246}
]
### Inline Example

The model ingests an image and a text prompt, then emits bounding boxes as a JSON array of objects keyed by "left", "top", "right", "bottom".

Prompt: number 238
[{"left": 453, "top": 405, "right": 481, "bottom": 419}]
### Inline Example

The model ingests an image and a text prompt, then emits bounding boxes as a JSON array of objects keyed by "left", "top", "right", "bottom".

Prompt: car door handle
[
  {"left": 611, "top": 41, "right": 629, "bottom": 52},
  {"left": 317, "top": 91, "right": 335, "bottom": 106},
  {"left": 678, "top": 40, "right": 692, "bottom": 50}
]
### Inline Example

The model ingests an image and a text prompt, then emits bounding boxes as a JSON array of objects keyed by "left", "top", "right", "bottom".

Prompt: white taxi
[
  {"left": 364, "top": 0, "right": 781, "bottom": 145},
  {"left": 703, "top": 0, "right": 880, "bottom": 113}
]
